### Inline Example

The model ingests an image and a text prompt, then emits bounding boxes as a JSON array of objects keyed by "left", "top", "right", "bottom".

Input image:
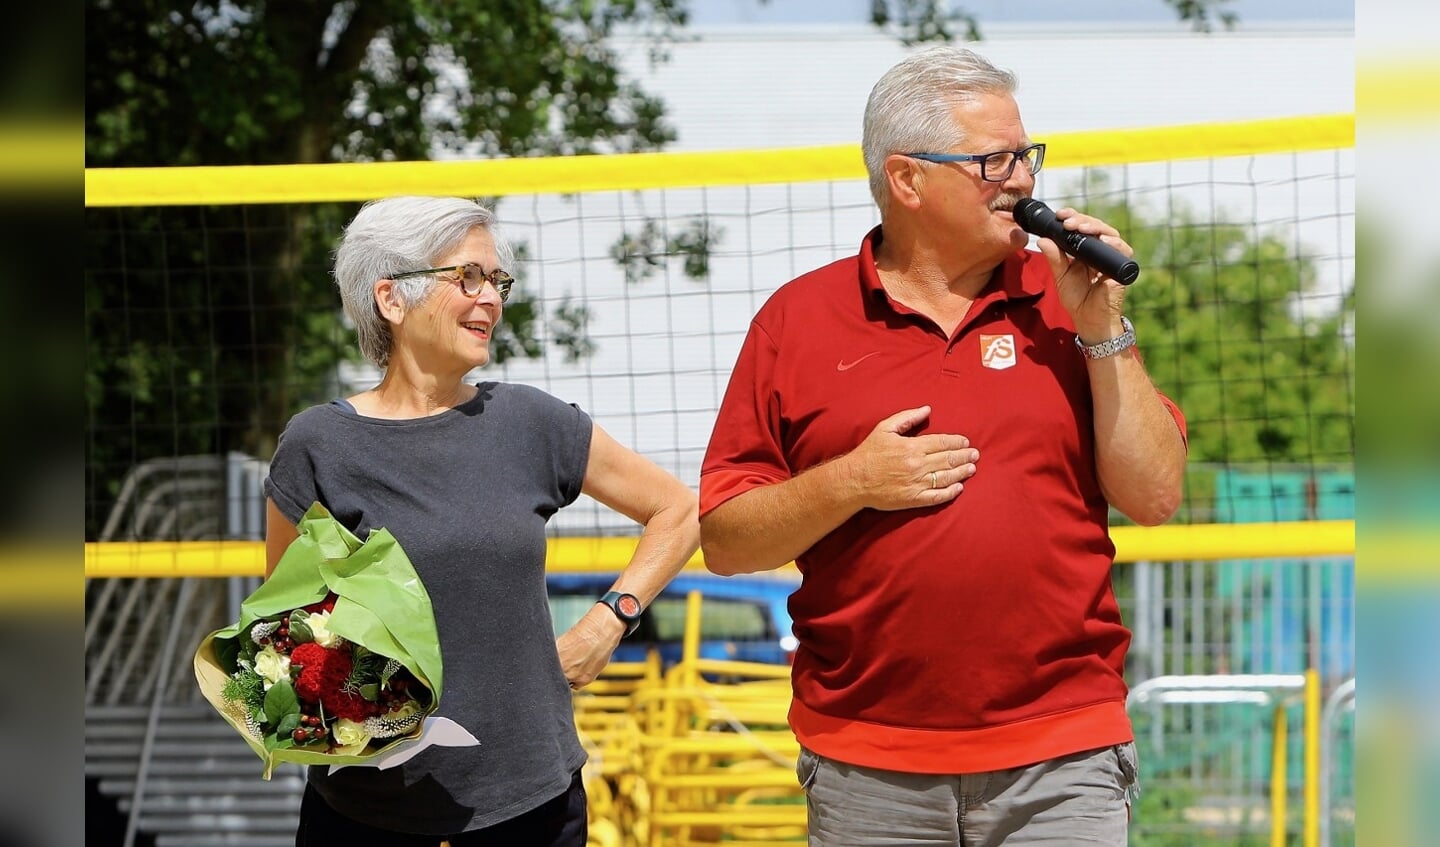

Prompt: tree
[
  {"left": 1107, "top": 196, "right": 1352, "bottom": 467},
  {"left": 84, "top": 0, "right": 1243, "bottom": 538},
  {"left": 85, "top": 0, "right": 688, "bottom": 536},
  {"left": 1062, "top": 174, "right": 1354, "bottom": 524}
]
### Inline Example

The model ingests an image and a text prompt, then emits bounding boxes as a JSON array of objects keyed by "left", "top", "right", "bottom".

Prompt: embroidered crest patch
[{"left": 980, "top": 334, "right": 1016, "bottom": 370}]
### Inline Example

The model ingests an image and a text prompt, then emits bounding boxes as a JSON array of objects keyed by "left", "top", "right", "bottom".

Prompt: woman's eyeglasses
[{"left": 391, "top": 263, "right": 514, "bottom": 302}]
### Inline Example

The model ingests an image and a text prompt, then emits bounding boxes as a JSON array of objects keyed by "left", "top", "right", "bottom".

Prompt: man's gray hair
[
  {"left": 862, "top": 46, "right": 1018, "bottom": 216},
  {"left": 333, "top": 196, "right": 515, "bottom": 368}
]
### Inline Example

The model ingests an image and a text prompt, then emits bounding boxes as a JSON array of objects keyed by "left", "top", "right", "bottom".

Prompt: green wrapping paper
[{"left": 195, "top": 502, "right": 447, "bottom": 779}]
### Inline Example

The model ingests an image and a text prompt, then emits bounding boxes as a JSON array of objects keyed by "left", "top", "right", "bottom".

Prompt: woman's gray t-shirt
[{"left": 263, "top": 381, "right": 592, "bottom": 834}]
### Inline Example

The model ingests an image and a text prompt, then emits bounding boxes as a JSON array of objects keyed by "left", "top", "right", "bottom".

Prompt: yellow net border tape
[
  {"left": 78, "top": 520, "right": 1356, "bottom": 580},
  {"left": 85, "top": 113, "right": 1353, "bottom": 208},
  {"left": 22, "top": 518, "right": 1438, "bottom": 611}
]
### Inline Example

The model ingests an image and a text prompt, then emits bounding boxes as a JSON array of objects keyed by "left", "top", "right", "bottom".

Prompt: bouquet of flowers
[
  {"left": 195, "top": 502, "right": 460, "bottom": 779},
  {"left": 211, "top": 591, "right": 430, "bottom": 752}
]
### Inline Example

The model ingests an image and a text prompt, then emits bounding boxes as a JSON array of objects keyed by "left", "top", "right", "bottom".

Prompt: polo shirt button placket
[{"left": 941, "top": 343, "right": 961, "bottom": 376}]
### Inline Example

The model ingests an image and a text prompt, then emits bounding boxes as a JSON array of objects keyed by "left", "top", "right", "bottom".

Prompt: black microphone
[{"left": 1012, "top": 198, "right": 1140, "bottom": 285}]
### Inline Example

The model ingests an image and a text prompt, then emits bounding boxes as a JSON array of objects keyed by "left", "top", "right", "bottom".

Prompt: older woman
[{"left": 262, "top": 196, "right": 699, "bottom": 845}]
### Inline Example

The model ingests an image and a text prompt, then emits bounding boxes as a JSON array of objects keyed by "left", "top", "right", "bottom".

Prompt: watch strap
[{"left": 1075, "top": 316, "right": 1136, "bottom": 359}]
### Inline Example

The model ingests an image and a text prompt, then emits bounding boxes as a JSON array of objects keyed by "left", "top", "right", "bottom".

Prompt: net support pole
[{"left": 1305, "top": 668, "right": 1322, "bottom": 847}]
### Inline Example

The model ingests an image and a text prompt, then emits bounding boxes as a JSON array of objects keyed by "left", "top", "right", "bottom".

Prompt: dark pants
[{"left": 296, "top": 770, "right": 587, "bottom": 847}]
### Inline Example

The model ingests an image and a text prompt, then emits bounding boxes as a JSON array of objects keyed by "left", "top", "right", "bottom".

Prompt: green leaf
[
  {"left": 288, "top": 610, "right": 314, "bottom": 644},
  {"left": 263, "top": 679, "right": 300, "bottom": 726},
  {"left": 275, "top": 712, "right": 302, "bottom": 738},
  {"left": 238, "top": 627, "right": 260, "bottom": 661},
  {"left": 216, "top": 637, "right": 241, "bottom": 674},
  {"left": 360, "top": 683, "right": 379, "bottom": 702}
]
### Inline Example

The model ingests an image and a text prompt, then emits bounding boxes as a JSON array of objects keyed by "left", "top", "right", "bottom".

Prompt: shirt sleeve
[
  {"left": 514, "top": 384, "right": 593, "bottom": 510},
  {"left": 700, "top": 319, "right": 791, "bottom": 518},
  {"left": 1134, "top": 342, "right": 1188, "bottom": 450},
  {"left": 553, "top": 400, "right": 593, "bottom": 508},
  {"left": 1157, "top": 391, "right": 1189, "bottom": 450},
  {"left": 263, "top": 410, "right": 322, "bottom": 524}
]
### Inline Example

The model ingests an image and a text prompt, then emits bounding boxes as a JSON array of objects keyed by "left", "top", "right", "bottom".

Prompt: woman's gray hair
[
  {"left": 333, "top": 196, "right": 515, "bottom": 368},
  {"left": 862, "top": 46, "right": 1018, "bottom": 216}
]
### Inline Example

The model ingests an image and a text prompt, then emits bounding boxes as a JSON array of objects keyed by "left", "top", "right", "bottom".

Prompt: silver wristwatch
[{"left": 1074, "top": 316, "right": 1136, "bottom": 359}]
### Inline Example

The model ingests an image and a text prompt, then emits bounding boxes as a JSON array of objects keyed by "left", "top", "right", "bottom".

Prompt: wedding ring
[{"left": 929, "top": 471, "right": 938, "bottom": 490}]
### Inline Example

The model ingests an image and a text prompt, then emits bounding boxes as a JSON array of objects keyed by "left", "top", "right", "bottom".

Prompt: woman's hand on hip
[{"left": 555, "top": 605, "right": 626, "bottom": 690}]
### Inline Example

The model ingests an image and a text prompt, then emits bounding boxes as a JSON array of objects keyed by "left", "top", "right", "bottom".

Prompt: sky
[{"left": 688, "top": 0, "right": 1354, "bottom": 26}]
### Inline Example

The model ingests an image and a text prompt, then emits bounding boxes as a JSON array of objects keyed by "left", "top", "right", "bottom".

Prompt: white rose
[
  {"left": 332, "top": 719, "right": 372, "bottom": 748},
  {"left": 253, "top": 646, "right": 291, "bottom": 690},
  {"left": 305, "top": 612, "right": 342, "bottom": 648}
]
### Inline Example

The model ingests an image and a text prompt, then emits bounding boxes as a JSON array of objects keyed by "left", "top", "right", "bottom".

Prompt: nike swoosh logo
[{"left": 837, "top": 352, "right": 881, "bottom": 371}]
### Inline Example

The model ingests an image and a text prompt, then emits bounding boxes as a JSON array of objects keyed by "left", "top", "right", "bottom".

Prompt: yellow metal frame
[
  {"left": 1305, "top": 668, "right": 1322, "bottom": 847},
  {"left": 1272, "top": 700, "right": 1289, "bottom": 847},
  {"left": 611, "top": 591, "right": 1353, "bottom": 846}
]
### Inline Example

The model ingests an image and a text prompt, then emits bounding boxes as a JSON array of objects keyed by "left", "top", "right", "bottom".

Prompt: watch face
[{"left": 616, "top": 594, "right": 642, "bottom": 618}]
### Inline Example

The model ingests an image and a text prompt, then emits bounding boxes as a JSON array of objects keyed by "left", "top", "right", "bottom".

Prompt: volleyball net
[{"left": 84, "top": 113, "right": 1355, "bottom": 561}]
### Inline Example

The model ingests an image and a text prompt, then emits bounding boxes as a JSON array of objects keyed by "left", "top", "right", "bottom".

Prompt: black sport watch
[{"left": 597, "top": 590, "right": 643, "bottom": 637}]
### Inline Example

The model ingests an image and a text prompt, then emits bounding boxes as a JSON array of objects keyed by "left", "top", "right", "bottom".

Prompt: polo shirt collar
[{"left": 857, "top": 225, "right": 1048, "bottom": 310}]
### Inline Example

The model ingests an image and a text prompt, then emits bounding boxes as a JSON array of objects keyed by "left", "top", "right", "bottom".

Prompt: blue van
[{"left": 547, "top": 572, "right": 800, "bottom": 666}]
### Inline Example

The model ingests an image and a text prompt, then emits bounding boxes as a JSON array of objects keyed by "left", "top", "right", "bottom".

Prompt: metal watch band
[{"left": 1075, "top": 316, "right": 1136, "bottom": 359}]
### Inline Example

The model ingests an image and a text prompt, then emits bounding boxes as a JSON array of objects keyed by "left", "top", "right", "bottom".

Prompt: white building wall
[{"left": 613, "top": 22, "right": 1352, "bottom": 149}]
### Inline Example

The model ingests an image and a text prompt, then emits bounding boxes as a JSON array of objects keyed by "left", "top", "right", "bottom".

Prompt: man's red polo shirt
[{"left": 700, "top": 227, "right": 1186, "bottom": 773}]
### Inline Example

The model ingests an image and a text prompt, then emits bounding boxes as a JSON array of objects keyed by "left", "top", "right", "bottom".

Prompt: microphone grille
[{"left": 1011, "top": 198, "right": 1052, "bottom": 234}]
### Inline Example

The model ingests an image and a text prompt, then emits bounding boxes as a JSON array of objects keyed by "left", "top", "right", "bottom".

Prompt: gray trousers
[{"left": 796, "top": 743, "right": 1138, "bottom": 847}]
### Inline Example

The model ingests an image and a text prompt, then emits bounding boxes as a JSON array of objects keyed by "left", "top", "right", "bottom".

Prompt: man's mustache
[{"left": 989, "top": 194, "right": 1026, "bottom": 212}]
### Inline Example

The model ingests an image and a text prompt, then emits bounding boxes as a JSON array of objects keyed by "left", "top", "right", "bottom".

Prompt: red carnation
[
  {"left": 290, "top": 642, "right": 382, "bottom": 722},
  {"left": 329, "top": 690, "right": 379, "bottom": 722},
  {"left": 291, "top": 643, "right": 351, "bottom": 700}
]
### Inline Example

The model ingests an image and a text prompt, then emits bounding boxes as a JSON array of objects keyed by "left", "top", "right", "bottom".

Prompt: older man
[{"left": 699, "top": 46, "right": 1187, "bottom": 846}]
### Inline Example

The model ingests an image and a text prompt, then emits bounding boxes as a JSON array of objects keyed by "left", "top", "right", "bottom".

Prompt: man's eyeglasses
[
  {"left": 391, "top": 263, "right": 514, "bottom": 302},
  {"left": 901, "top": 143, "right": 1046, "bottom": 183}
]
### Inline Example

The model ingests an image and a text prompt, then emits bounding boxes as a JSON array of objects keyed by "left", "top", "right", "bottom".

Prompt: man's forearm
[
  {"left": 701, "top": 459, "right": 863, "bottom": 574},
  {"left": 1088, "top": 351, "right": 1187, "bottom": 525}
]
